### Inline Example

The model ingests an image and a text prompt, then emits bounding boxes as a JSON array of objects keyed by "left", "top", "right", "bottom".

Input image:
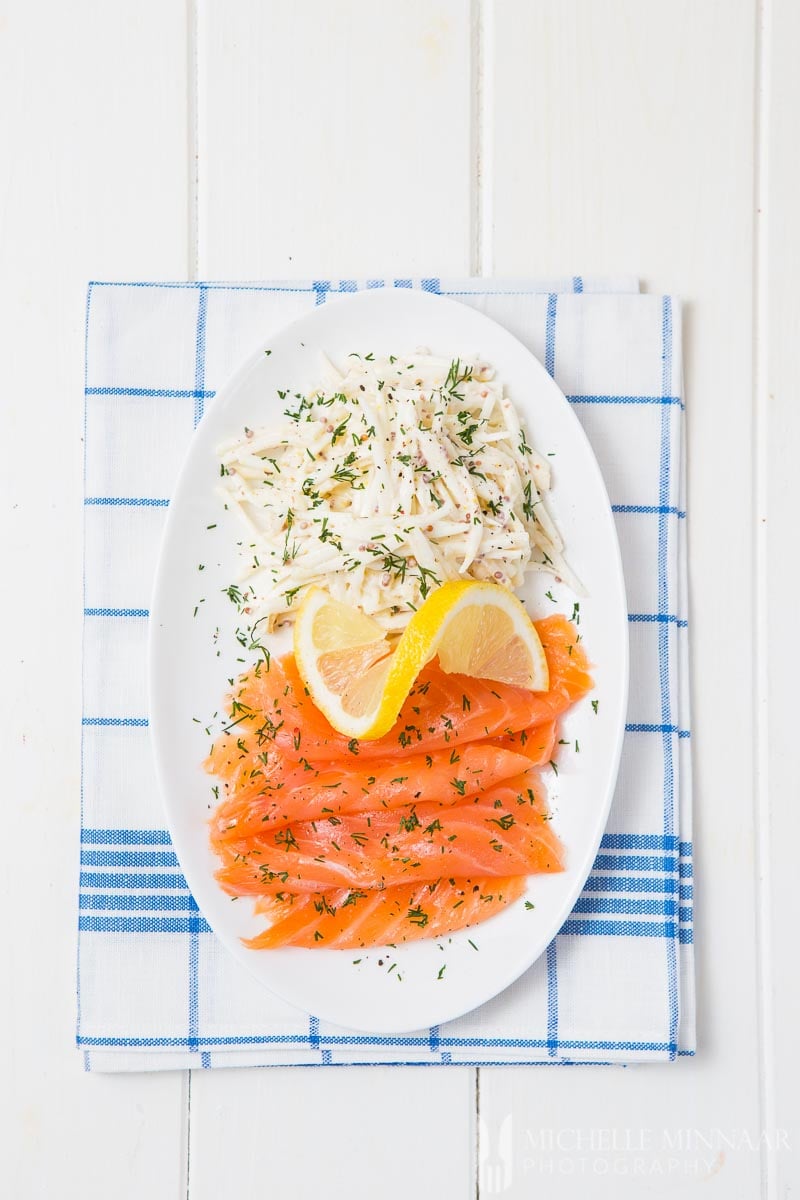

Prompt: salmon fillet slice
[
  {"left": 245, "top": 876, "right": 529, "bottom": 950},
  {"left": 209, "top": 742, "right": 533, "bottom": 841},
  {"left": 214, "top": 772, "right": 562, "bottom": 895},
  {"left": 206, "top": 615, "right": 591, "bottom": 770}
]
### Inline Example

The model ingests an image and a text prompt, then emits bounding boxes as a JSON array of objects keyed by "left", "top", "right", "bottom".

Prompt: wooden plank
[
  {"left": 196, "top": 0, "right": 475, "bottom": 278},
  {"left": 0, "top": 2, "right": 189, "bottom": 1196},
  {"left": 481, "top": 1, "right": 764, "bottom": 1193},
  {"left": 189, "top": 1067, "right": 475, "bottom": 1200},
  {"left": 191, "top": 4, "right": 477, "bottom": 1194},
  {"left": 762, "top": 0, "right": 800, "bottom": 1193}
]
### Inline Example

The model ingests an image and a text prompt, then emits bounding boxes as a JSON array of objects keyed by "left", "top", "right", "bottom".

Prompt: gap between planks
[
  {"left": 187, "top": 0, "right": 200, "bottom": 281},
  {"left": 752, "top": 0, "right": 776, "bottom": 1198},
  {"left": 182, "top": 1072, "right": 192, "bottom": 1200},
  {"left": 471, "top": 0, "right": 493, "bottom": 278}
]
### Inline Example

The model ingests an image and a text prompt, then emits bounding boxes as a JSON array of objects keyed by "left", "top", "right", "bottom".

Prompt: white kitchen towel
[{"left": 79, "top": 276, "right": 694, "bottom": 1070}]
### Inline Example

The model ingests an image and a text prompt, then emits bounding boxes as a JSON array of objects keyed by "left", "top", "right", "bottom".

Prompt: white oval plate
[{"left": 150, "top": 288, "right": 628, "bottom": 1034}]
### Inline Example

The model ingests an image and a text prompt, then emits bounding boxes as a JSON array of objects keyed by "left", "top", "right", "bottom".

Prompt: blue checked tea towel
[{"left": 79, "top": 276, "right": 695, "bottom": 1071}]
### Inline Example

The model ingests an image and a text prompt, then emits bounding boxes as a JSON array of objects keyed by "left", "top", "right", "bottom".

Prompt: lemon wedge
[{"left": 293, "top": 580, "right": 549, "bottom": 741}]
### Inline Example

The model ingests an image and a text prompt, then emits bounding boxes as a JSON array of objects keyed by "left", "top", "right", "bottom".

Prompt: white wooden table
[{"left": 2, "top": 2, "right": 797, "bottom": 1195}]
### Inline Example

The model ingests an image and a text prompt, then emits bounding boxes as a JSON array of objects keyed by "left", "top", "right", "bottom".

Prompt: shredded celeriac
[{"left": 217, "top": 352, "right": 575, "bottom": 632}]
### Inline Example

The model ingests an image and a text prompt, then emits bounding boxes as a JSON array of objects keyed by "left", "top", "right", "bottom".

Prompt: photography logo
[{"left": 479, "top": 1114, "right": 514, "bottom": 1194}]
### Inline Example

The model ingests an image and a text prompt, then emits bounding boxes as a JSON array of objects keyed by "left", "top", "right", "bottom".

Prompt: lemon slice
[{"left": 293, "top": 581, "right": 549, "bottom": 741}]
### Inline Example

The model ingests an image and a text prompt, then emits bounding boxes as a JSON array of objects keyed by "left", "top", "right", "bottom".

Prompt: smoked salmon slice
[
  {"left": 244, "top": 876, "right": 529, "bottom": 950},
  {"left": 207, "top": 614, "right": 590, "bottom": 770},
  {"left": 213, "top": 772, "right": 562, "bottom": 895},
  {"left": 209, "top": 743, "right": 533, "bottom": 840},
  {"left": 494, "top": 719, "right": 558, "bottom": 765}
]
